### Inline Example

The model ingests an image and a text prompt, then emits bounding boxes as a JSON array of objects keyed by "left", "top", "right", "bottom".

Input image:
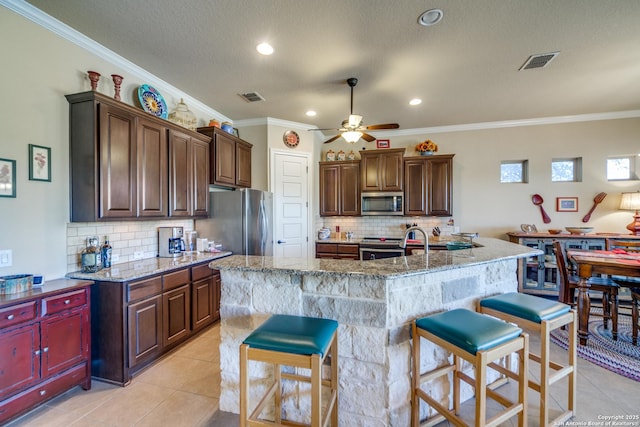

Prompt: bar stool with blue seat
[
  {"left": 239, "top": 314, "right": 339, "bottom": 427},
  {"left": 412, "top": 308, "right": 529, "bottom": 427},
  {"left": 478, "top": 292, "right": 576, "bottom": 427}
]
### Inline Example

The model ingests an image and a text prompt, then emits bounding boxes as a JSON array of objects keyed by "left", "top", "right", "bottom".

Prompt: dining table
[{"left": 567, "top": 249, "right": 640, "bottom": 345}]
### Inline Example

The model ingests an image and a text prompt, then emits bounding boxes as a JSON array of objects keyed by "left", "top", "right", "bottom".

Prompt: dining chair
[
  {"left": 631, "top": 288, "right": 640, "bottom": 345},
  {"left": 553, "top": 241, "right": 620, "bottom": 338}
]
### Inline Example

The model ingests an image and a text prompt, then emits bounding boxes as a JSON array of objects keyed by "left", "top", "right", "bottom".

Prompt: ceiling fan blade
[
  {"left": 309, "top": 128, "right": 341, "bottom": 131},
  {"left": 365, "top": 123, "right": 400, "bottom": 130},
  {"left": 361, "top": 133, "right": 376, "bottom": 142},
  {"left": 323, "top": 134, "right": 342, "bottom": 144}
]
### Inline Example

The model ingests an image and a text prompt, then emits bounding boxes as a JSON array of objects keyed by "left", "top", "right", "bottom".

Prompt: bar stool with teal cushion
[
  {"left": 412, "top": 308, "right": 529, "bottom": 427},
  {"left": 479, "top": 292, "right": 577, "bottom": 427},
  {"left": 239, "top": 314, "right": 339, "bottom": 427}
]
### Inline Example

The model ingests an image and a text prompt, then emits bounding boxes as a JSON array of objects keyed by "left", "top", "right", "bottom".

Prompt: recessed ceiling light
[
  {"left": 256, "top": 42, "right": 274, "bottom": 55},
  {"left": 409, "top": 98, "right": 422, "bottom": 106},
  {"left": 418, "top": 8, "right": 443, "bottom": 27},
  {"left": 306, "top": 110, "right": 317, "bottom": 117}
]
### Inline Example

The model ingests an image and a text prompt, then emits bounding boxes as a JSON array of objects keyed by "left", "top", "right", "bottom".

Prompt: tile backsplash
[
  {"left": 67, "top": 219, "right": 194, "bottom": 273},
  {"left": 317, "top": 216, "right": 458, "bottom": 239}
]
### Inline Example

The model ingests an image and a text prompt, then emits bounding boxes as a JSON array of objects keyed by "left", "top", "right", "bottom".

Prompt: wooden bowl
[
  {"left": 548, "top": 229, "right": 562, "bottom": 234},
  {"left": 565, "top": 226, "right": 594, "bottom": 235}
]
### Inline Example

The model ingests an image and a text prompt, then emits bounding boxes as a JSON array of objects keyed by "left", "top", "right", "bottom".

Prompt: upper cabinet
[
  {"left": 197, "top": 127, "right": 252, "bottom": 189},
  {"left": 66, "top": 91, "right": 211, "bottom": 222},
  {"left": 359, "top": 148, "right": 404, "bottom": 192},
  {"left": 403, "top": 154, "right": 454, "bottom": 216},
  {"left": 319, "top": 160, "right": 360, "bottom": 216}
]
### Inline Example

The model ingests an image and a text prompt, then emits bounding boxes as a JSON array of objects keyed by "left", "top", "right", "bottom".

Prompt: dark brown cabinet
[
  {"left": 168, "top": 129, "right": 210, "bottom": 218},
  {"left": 91, "top": 262, "right": 220, "bottom": 386},
  {"left": 0, "top": 281, "right": 91, "bottom": 424},
  {"left": 315, "top": 242, "right": 360, "bottom": 260},
  {"left": 403, "top": 154, "right": 454, "bottom": 216},
  {"left": 66, "top": 91, "right": 211, "bottom": 221},
  {"left": 197, "top": 126, "right": 252, "bottom": 188},
  {"left": 359, "top": 148, "right": 405, "bottom": 192},
  {"left": 319, "top": 160, "right": 360, "bottom": 216}
]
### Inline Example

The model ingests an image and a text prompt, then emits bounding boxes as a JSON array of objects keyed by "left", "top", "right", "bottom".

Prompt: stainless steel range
[{"left": 359, "top": 237, "right": 405, "bottom": 261}]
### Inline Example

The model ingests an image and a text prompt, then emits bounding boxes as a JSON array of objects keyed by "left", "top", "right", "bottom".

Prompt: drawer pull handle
[
  {"left": 40, "top": 390, "right": 46, "bottom": 396},
  {"left": 35, "top": 350, "right": 41, "bottom": 356},
  {"left": 64, "top": 299, "right": 71, "bottom": 304},
  {"left": 7, "top": 314, "right": 14, "bottom": 320},
  {"left": 43, "top": 347, "right": 49, "bottom": 353}
]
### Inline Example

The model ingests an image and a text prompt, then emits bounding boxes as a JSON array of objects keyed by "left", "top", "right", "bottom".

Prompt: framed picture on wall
[
  {"left": 556, "top": 197, "right": 578, "bottom": 212},
  {"left": 376, "top": 139, "right": 390, "bottom": 149},
  {"left": 29, "top": 144, "right": 51, "bottom": 182},
  {"left": 0, "top": 158, "right": 16, "bottom": 198}
]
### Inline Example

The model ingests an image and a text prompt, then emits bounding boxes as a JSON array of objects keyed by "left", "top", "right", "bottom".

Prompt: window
[
  {"left": 607, "top": 156, "right": 638, "bottom": 181},
  {"left": 551, "top": 157, "right": 582, "bottom": 182},
  {"left": 500, "top": 160, "right": 528, "bottom": 183}
]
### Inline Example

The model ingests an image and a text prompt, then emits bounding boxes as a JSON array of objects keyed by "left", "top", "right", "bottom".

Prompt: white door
[{"left": 272, "top": 151, "right": 310, "bottom": 258}]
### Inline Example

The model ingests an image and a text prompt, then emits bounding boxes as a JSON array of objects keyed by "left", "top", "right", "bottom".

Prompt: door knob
[{"left": 277, "top": 240, "right": 287, "bottom": 244}]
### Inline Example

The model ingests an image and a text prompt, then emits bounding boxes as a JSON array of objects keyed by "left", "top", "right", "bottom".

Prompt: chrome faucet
[{"left": 400, "top": 226, "right": 428, "bottom": 253}]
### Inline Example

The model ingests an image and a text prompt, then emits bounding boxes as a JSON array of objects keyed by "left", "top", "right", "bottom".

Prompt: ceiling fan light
[
  {"left": 348, "top": 114, "right": 363, "bottom": 127},
  {"left": 342, "top": 131, "right": 363, "bottom": 143}
]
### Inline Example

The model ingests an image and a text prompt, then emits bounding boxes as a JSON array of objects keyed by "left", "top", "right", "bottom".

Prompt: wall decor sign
[
  {"left": 376, "top": 139, "right": 390, "bottom": 149},
  {"left": 29, "top": 144, "right": 51, "bottom": 182},
  {"left": 556, "top": 197, "right": 578, "bottom": 212},
  {"left": 0, "top": 158, "right": 16, "bottom": 198}
]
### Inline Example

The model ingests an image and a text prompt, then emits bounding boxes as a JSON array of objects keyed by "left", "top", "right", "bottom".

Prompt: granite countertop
[
  {"left": 506, "top": 231, "right": 640, "bottom": 239},
  {"left": 66, "top": 251, "right": 232, "bottom": 282},
  {"left": 211, "top": 237, "right": 540, "bottom": 279},
  {"left": 0, "top": 278, "right": 92, "bottom": 307}
]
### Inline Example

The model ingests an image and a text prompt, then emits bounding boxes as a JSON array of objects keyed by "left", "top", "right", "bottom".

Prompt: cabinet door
[
  {"left": 137, "top": 117, "right": 168, "bottom": 217},
  {"left": 191, "top": 137, "right": 210, "bottom": 217},
  {"left": 236, "top": 142, "right": 252, "bottom": 188},
  {"left": 213, "top": 133, "right": 236, "bottom": 186},
  {"left": 404, "top": 158, "right": 427, "bottom": 216},
  {"left": 427, "top": 157, "right": 453, "bottom": 216},
  {"left": 360, "top": 154, "right": 381, "bottom": 191},
  {"left": 128, "top": 295, "right": 162, "bottom": 368},
  {"left": 168, "top": 130, "right": 192, "bottom": 217},
  {"left": 99, "top": 103, "right": 137, "bottom": 218},
  {"left": 192, "top": 277, "right": 214, "bottom": 332},
  {"left": 340, "top": 163, "right": 360, "bottom": 215},
  {"left": 319, "top": 163, "right": 340, "bottom": 216},
  {"left": 0, "top": 324, "right": 40, "bottom": 399},
  {"left": 380, "top": 151, "right": 404, "bottom": 191},
  {"left": 41, "top": 306, "right": 89, "bottom": 378},
  {"left": 213, "top": 271, "right": 221, "bottom": 321},
  {"left": 163, "top": 284, "right": 191, "bottom": 348}
]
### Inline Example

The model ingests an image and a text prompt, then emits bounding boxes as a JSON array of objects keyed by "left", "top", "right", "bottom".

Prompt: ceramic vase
[
  {"left": 87, "top": 71, "right": 100, "bottom": 91},
  {"left": 420, "top": 151, "right": 434, "bottom": 156},
  {"left": 111, "top": 74, "right": 123, "bottom": 101}
]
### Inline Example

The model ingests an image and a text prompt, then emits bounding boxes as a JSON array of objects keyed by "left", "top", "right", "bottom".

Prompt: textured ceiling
[{"left": 25, "top": 0, "right": 640, "bottom": 134}]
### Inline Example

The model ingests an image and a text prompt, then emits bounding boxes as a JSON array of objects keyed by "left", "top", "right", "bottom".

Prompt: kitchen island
[{"left": 209, "top": 237, "right": 540, "bottom": 426}]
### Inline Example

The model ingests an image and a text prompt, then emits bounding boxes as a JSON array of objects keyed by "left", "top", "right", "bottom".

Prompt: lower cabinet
[
  {"left": 0, "top": 282, "right": 91, "bottom": 424},
  {"left": 315, "top": 242, "right": 360, "bottom": 260},
  {"left": 92, "top": 262, "right": 220, "bottom": 385}
]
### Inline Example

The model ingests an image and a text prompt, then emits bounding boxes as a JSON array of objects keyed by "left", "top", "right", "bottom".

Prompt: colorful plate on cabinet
[{"left": 137, "top": 84, "right": 168, "bottom": 119}]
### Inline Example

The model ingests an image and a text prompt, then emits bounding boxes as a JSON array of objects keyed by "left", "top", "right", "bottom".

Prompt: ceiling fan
[{"left": 310, "top": 78, "right": 399, "bottom": 144}]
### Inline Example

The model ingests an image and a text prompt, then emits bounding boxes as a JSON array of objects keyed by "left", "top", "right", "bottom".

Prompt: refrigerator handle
[{"left": 259, "top": 198, "right": 267, "bottom": 254}]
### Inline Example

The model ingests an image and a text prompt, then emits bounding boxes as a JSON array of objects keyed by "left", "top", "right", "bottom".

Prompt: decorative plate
[
  {"left": 283, "top": 130, "right": 300, "bottom": 148},
  {"left": 137, "top": 84, "right": 168, "bottom": 119}
]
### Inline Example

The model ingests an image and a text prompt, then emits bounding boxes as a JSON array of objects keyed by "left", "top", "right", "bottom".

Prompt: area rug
[{"left": 550, "top": 312, "right": 640, "bottom": 382}]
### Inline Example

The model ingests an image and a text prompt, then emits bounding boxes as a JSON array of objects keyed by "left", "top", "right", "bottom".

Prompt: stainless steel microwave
[{"left": 361, "top": 192, "right": 404, "bottom": 216}]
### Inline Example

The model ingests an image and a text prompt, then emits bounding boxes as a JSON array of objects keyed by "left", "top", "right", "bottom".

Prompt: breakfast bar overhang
[{"left": 209, "top": 238, "right": 540, "bottom": 426}]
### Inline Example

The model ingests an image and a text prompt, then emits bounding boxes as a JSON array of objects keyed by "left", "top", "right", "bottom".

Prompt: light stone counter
[{"left": 209, "top": 238, "right": 540, "bottom": 426}]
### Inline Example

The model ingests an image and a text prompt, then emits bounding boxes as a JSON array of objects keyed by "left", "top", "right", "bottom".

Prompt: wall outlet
[
  {"left": 133, "top": 251, "right": 143, "bottom": 260},
  {"left": 0, "top": 250, "right": 12, "bottom": 268}
]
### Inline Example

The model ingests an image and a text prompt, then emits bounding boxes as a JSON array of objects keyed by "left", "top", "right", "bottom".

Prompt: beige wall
[{"left": 1, "top": 5, "right": 638, "bottom": 280}]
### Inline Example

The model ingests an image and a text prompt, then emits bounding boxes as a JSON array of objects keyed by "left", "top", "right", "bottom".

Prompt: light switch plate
[{"left": 0, "top": 250, "right": 12, "bottom": 267}]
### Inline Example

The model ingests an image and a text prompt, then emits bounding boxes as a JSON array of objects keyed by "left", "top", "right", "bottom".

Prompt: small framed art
[
  {"left": 556, "top": 197, "right": 578, "bottom": 212},
  {"left": 0, "top": 158, "right": 16, "bottom": 198},
  {"left": 29, "top": 144, "right": 51, "bottom": 182},
  {"left": 376, "top": 139, "right": 390, "bottom": 149}
]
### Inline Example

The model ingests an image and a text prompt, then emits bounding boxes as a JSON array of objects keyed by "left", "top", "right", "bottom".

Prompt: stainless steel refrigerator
[{"left": 196, "top": 189, "right": 273, "bottom": 256}]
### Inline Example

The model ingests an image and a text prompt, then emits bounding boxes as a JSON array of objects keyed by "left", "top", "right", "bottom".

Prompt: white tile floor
[{"left": 5, "top": 319, "right": 639, "bottom": 427}]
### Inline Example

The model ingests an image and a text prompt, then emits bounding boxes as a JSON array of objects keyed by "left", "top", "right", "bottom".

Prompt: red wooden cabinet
[{"left": 0, "top": 281, "right": 91, "bottom": 425}]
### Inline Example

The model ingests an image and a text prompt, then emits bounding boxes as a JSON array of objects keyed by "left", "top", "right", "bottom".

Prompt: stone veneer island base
[{"left": 209, "top": 238, "right": 539, "bottom": 427}]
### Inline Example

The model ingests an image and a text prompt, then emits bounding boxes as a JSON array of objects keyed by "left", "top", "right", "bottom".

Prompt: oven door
[{"left": 359, "top": 247, "right": 405, "bottom": 261}]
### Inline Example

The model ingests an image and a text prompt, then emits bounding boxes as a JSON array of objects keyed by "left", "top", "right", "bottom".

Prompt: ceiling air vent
[
  {"left": 238, "top": 91, "right": 265, "bottom": 103},
  {"left": 519, "top": 52, "right": 559, "bottom": 70}
]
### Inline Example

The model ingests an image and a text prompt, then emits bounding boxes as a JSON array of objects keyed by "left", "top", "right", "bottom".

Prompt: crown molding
[{"left": 2, "top": 0, "right": 230, "bottom": 123}]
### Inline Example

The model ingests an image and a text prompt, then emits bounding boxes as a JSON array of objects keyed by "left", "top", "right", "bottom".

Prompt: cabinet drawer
[
  {"left": 42, "top": 289, "right": 87, "bottom": 316},
  {"left": 191, "top": 263, "right": 214, "bottom": 282},
  {"left": 337, "top": 244, "right": 359, "bottom": 255},
  {"left": 163, "top": 268, "right": 190, "bottom": 292},
  {"left": 316, "top": 243, "right": 338, "bottom": 254},
  {"left": 0, "top": 301, "right": 37, "bottom": 329},
  {"left": 128, "top": 277, "right": 162, "bottom": 302}
]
